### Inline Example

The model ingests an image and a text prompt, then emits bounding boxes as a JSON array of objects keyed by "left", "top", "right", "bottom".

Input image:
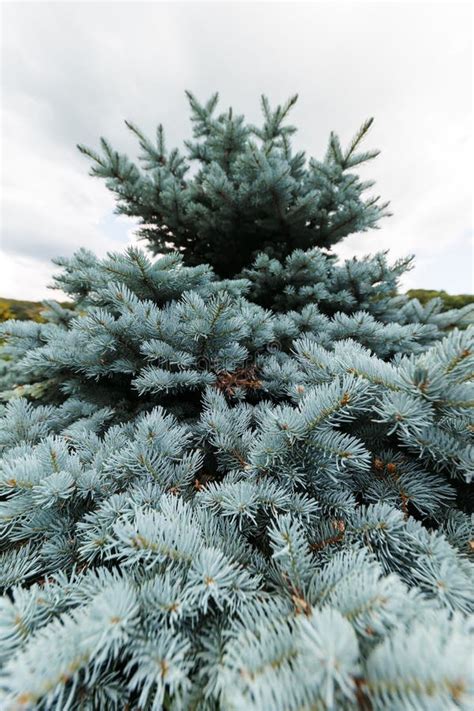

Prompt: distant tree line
[
  {"left": 407, "top": 289, "right": 474, "bottom": 310},
  {"left": 0, "top": 298, "right": 73, "bottom": 323}
]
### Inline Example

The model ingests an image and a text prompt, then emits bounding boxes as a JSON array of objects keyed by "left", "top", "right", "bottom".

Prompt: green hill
[
  {"left": 406, "top": 289, "right": 474, "bottom": 310},
  {"left": 0, "top": 297, "right": 73, "bottom": 323}
]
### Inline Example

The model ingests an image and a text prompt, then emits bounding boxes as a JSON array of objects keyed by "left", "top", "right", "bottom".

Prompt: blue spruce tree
[
  {"left": 0, "top": 94, "right": 472, "bottom": 710},
  {"left": 76, "top": 92, "right": 391, "bottom": 277}
]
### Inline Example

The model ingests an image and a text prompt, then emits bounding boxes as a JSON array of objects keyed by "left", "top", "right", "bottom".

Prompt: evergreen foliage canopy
[
  {"left": 78, "top": 94, "right": 391, "bottom": 276},
  {"left": 0, "top": 249, "right": 472, "bottom": 710},
  {"left": 0, "top": 93, "right": 473, "bottom": 711}
]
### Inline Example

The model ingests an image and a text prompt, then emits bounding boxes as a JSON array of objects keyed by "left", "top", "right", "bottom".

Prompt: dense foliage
[
  {"left": 0, "top": 95, "right": 472, "bottom": 711},
  {"left": 78, "top": 93, "right": 390, "bottom": 276},
  {"left": 2, "top": 289, "right": 472, "bottom": 325}
]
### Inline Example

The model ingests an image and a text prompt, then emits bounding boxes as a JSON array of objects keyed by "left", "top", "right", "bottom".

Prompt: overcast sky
[{"left": 1, "top": 1, "right": 472, "bottom": 300}]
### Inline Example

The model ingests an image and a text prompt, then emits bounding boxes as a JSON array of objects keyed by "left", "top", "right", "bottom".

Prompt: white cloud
[{"left": 1, "top": 1, "right": 472, "bottom": 299}]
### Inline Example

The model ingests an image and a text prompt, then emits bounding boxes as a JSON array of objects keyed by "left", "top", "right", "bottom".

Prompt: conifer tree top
[
  {"left": 4, "top": 90, "right": 472, "bottom": 711},
  {"left": 78, "top": 93, "right": 391, "bottom": 276}
]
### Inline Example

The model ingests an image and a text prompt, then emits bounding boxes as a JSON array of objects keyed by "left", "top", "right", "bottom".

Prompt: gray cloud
[{"left": 1, "top": 1, "right": 472, "bottom": 299}]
